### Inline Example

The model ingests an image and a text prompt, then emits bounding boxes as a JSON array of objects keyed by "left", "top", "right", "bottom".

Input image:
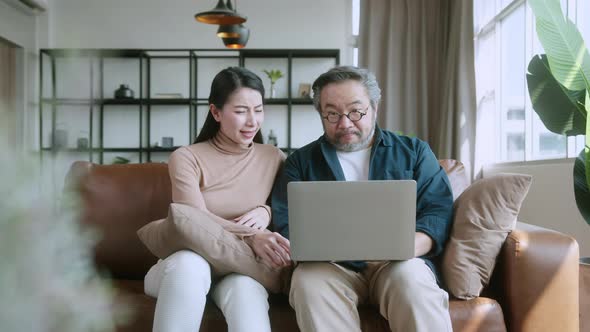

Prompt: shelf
[
  {"left": 42, "top": 147, "right": 141, "bottom": 152},
  {"left": 264, "top": 98, "right": 313, "bottom": 105},
  {"left": 41, "top": 98, "right": 96, "bottom": 105},
  {"left": 145, "top": 98, "right": 193, "bottom": 105},
  {"left": 291, "top": 98, "right": 314, "bottom": 105},
  {"left": 148, "top": 146, "right": 180, "bottom": 152},
  {"left": 41, "top": 49, "right": 145, "bottom": 58},
  {"left": 102, "top": 148, "right": 145, "bottom": 152},
  {"left": 102, "top": 99, "right": 142, "bottom": 105},
  {"left": 103, "top": 98, "right": 193, "bottom": 105},
  {"left": 240, "top": 49, "right": 339, "bottom": 58},
  {"left": 41, "top": 147, "right": 181, "bottom": 152},
  {"left": 264, "top": 98, "right": 290, "bottom": 105},
  {"left": 41, "top": 147, "right": 96, "bottom": 152},
  {"left": 42, "top": 98, "right": 312, "bottom": 107},
  {"left": 40, "top": 48, "right": 340, "bottom": 165},
  {"left": 41, "top": 48, "right": 339, "bottom": 59},
  {"left": 42, "top": 98, "right": 195, "bottom": 106}
]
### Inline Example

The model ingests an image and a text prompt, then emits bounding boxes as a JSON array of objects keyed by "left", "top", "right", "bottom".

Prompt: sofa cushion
[
  {"left": 137, "top": 203, "right": 287, "bottom": 293},
  {"left": 442, "top": 173, "right": 532, "bottom": 300},
  {"left": 438, "top": 159, "right": 470, "bottom": 200}
]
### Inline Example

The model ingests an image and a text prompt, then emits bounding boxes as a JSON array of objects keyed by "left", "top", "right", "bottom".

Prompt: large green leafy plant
[{"left": 527, "top": 0, "right": 590, "bottom": 223}]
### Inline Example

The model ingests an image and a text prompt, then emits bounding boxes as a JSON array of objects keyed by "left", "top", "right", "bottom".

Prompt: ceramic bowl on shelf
[{"left": 114, "top": 84, "right": 134, "bottom": 99}]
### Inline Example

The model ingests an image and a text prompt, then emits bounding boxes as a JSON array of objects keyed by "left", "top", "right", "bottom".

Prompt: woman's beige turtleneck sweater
[{"left": 168, "top": 131, "right": 285, "bottom": 237}]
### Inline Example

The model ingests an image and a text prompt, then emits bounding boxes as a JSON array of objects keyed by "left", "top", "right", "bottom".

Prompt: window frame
[{"left": 474, "top": 0, "right": 584, "bottom": 165}]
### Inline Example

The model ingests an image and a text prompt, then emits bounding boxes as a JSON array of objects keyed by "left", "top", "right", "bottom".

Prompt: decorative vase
[
  {"left": 77, "top": 137, "right": 89, "bottom": 150},
  {"left": 53, "top": 128, "right": 68, "bottom": 149},
  {"left": 161, "top": 136, "right": 174, "bottom": 148},
  {"left": 77, "top": 130, "right": 89, "bottom": 150},
  {"left": 114, "top": 84, "right": 134, "bottom": 99},
  {"left": 269, "top": 83, "right": 276, "bottom": 99}
]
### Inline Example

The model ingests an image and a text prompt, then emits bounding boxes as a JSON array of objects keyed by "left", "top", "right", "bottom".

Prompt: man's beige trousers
[{"left": 289, "top": 258, "right": 452, "bottom": 332}]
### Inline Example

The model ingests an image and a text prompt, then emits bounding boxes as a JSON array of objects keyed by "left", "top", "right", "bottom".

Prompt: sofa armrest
[{"left": 497, "top": 221, "right": 579, "bottom": 332}]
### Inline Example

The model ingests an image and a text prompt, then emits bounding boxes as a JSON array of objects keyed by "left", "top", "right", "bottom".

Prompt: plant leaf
[
  {"left": 263, "top": 69, "right": 283, "bottom": 83},
  {"left": 526, "top": 54, "right": 586, "bottom": 135},
  {"left": 529, "top": 0, "right": 590, "bottom": 91},
  {"left": 574, "top": 149, "right": 590, "bottom": 224}
]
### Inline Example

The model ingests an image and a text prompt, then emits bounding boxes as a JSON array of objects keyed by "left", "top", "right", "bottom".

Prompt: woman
[{"left": 144, "top": 67, "right": 291, "bottom": 332}]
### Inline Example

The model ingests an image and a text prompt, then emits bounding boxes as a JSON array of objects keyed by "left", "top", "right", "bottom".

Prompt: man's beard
[{"left": 327, "top": 121, "right": 376, "bottom": 152}]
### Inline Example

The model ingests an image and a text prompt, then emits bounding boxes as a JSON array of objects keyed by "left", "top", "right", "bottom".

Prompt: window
[
  {"left": 506, "top": 133, "right": 525, "bottom": 161},
  {"left": 507, "top": 109, "right": 525, "bottom": 120},
  {"left": 499, "top": 4, "right": 526, "bottom": 161},
  {"left": 474, "top": 0, "right": 586, "bottom": 163}
]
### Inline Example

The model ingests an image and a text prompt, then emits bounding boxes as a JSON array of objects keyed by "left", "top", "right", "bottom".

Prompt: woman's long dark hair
[{"left": 194, "top": 67, "right": 265, "bottom": 144}]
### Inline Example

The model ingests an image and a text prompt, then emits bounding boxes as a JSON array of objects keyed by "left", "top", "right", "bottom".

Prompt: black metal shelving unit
[{"left": 39, "top": 48, "right": 340, "bottom": 164}]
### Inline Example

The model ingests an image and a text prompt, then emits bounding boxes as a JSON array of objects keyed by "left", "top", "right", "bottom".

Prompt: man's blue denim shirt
[{"left": 271, "top": 126, "right": 454, "bottom": 277}]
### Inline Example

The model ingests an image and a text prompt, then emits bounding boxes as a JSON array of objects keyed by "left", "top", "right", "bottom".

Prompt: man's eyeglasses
[{"left": 322, "top": 106, "right": 369, "bottom": 124}]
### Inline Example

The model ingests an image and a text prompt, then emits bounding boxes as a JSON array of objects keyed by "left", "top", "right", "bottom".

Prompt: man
[{"left": 269, "top": 66, "right": 454, "bottom": 332}]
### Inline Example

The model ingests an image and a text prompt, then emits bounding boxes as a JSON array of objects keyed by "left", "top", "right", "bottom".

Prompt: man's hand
[
  {"left": 233, "top": 206, "right": 270, "bottom": 229},
  {"left": 245, "top": 232, "right": 291, "bottom": 269},
  {"left": 414, "top": 232, "right": 433, "bottom": 257}
]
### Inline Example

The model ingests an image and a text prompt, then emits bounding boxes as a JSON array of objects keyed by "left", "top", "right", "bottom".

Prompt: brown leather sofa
[{"left": 66, "top": 159, "right": 579, "bottom": 332}]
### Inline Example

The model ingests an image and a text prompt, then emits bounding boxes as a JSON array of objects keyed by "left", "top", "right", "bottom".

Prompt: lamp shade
[
  {"left": 221, "top": 25, "right": 250, "bottom": 49},
  {"left": 217, "top": 24, "right": 242, "bottom": 38},
  {"left": 194, "top": 0, "right": 246, "bottom": 25}
]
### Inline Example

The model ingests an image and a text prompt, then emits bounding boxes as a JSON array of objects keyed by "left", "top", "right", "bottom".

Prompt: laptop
[{"left": 287, "top": 180, "right": 416, "bottom": 261}]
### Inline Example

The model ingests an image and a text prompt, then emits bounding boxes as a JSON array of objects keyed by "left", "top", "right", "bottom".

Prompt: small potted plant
[{"left": 263, "top": 69, "right": 284, "bottom": 98}]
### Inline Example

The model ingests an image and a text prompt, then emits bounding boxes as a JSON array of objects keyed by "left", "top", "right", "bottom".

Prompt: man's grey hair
[{"left": 311, "top": 66, "right": 381, "bottom": 112}]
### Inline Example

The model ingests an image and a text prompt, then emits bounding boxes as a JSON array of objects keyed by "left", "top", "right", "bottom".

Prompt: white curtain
[{"left": 359, "top": 0, "right": 477, "bottom": 179}]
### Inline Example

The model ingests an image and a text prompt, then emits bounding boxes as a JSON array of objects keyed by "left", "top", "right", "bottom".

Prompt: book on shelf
[{"left": 154, "top": 93, "right": 183, "bottom": 99}]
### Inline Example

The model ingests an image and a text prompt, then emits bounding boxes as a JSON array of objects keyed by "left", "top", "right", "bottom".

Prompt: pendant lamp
[
  {"left": 217, "top": 24, "right": 242, "bottom": 38},
  {"left": 221, "top": 25, "right": 250, "bottom": 49},
  {"left": 194, "top": 0, "right": 246, "bottom": 25}
]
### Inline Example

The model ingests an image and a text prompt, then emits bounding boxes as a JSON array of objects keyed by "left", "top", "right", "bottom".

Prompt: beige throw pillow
[
  {"left": 442, "top": 173, "right": 532, "bottom": 300},
  {"left": 137, "top": 203, "right": 287, "bottom": 293}
]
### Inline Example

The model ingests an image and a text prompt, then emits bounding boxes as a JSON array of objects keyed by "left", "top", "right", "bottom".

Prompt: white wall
[
  {"left": 0, "top": 1, "right": 37, "bottom": 50},
  {"left": 483, "top": 159, "right": 590, "bottom": 257},
  {"left": 50, "top": 0, "right": 349, "bottom": 51}
]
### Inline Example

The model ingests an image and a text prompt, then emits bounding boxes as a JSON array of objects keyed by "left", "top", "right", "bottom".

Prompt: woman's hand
[
  {"left": 233, "top": 206, "right": 270, "bottom": 229},
  {"left": 245, "top": 232, "right": 291, "bottom": 269}
]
